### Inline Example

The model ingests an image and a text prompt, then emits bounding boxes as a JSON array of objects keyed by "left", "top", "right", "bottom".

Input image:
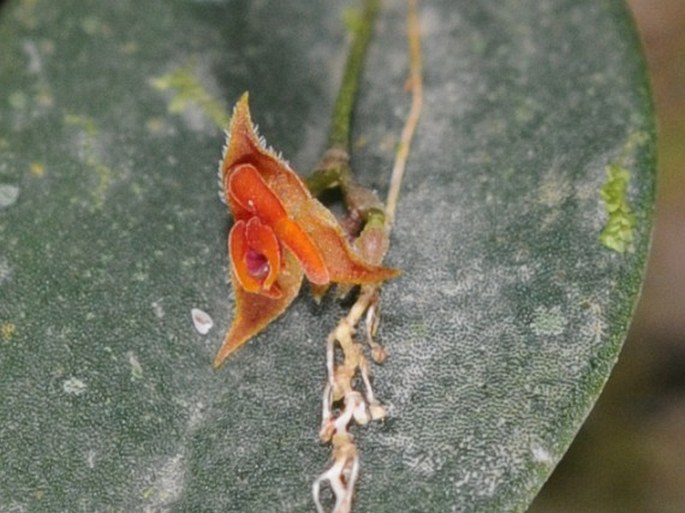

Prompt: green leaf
[{"left": 0, "top": 1, "right": 655, "bottom": 512}]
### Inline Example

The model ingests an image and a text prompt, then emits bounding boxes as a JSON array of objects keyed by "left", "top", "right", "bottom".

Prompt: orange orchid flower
[{"left": 213, "top": 93, "right": 399, "bottom": 368}]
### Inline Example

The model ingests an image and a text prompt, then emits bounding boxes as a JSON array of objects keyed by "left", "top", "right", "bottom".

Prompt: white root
[{"left": 313, "top": 0, "right": 423, "bottom": 510}]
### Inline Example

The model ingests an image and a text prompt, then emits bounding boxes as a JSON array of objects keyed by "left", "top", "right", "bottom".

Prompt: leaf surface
[{"left": 0, "top": 1, "right": 655, "bottom": 511}]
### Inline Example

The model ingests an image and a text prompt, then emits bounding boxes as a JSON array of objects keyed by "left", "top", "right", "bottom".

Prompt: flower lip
[
  {"left": 246, "top": 249, "right": 269, "bottom": 279},
  {"left": 229, "top": 217, "right": 282, "bottom": 298}
]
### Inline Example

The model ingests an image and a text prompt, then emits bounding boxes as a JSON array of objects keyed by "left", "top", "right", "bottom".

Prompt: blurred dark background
[{"left": 530, "top": 1, "right": 685, "bottom": 511}]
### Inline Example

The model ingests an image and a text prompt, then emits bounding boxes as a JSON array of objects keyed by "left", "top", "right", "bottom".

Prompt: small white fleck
[
  {"left": 127, "top": 351, "right": 143, "bottom": 380},
  {"left": 22, "top": 40, "right": 43, "bottom": 74},
  {"left": 187, "top": 400, "right": 205, "bottom": 430},
  {"left": 86, "top": 449, "right": 97, "bottom": 468},
  {"left": 144, "top": 453, "right": 186, "bottom": 507},
  {"left": 0, "top": 257, "right": 12, "bottom": 284},
  {"left": 191, "top": 308, "right": 213, "bottom": 335},
  {"left": 151, "top": 300, "right": 165, "bottom": 318},
  {"left": 132, "top": 271, "right": 147, "bottom": 282},
  {"left": 531, "top": 444, "right": 553, "bottom": 465},
  {"left": 63, "top": 377, "right": 87, "bottom": 396},
  {"left": 0, "top": 184, "right": 20, "bottom": 209},
  {"left": 454, "top": 471, "right": 471, "bottom": 488}
]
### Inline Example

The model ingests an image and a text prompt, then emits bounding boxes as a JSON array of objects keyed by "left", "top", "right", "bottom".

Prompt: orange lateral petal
[
  {"left": 213, "top": 250, "right": 303, "bottom": 368},
  {"left": 229, "top": 163, "right": 329, "bottom": 285},
  {"left": 274, "top": 217, "right": 329, "bottom": 285},
  {"left": 228, "top": 220, "right": 258, "bottom": 293},
  {"left": 228, "top": 163, "right": 287, "bottom": 224}
]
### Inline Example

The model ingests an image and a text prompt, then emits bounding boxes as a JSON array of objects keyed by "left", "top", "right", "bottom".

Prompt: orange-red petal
[
  {"left": 245, "top": 216, "right": 281, "bottom": 291},
  {"left": 228, "top": 163, "right": 329, "bottom": 285},
  {"left": 274, "top": 217, "right": 329, "bottom": 285},
  {"left": 213, "top": 250, "right": 303, "bottom": 368},
  {"left": 221, "top": 94, "right": 311, "bottom": 200},
  {"left": 228, "top": 163, "right": 287, "bottom": 224},
  {"left": 290, "top": 197, "right": 400, "bottom": 285},
  {"left": 229, "top": 218, "right": 281, "bottom": 298}
]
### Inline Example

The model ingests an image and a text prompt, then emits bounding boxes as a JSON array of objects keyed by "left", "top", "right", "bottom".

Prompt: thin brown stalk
[{"left": 385, "top": 0, "right": 423, "bottom": 227}]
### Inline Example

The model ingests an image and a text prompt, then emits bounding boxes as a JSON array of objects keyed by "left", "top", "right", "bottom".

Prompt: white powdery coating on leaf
[
  {"left": 151, "top": 300, "right": 165, "bottom": 318},
  {"left": 127, "top": 351, "right": 144, "bottom": 379},
  {"left": 143, "top": 453, "right": 187, "bottom": 510},
  {"left": 0, "top": 184, "right": 20, "bottom": 209},
  {"left": 531, "top": 444, "right": 554, "bottom": 465},
  {"left": 530, "top": 305, "right": 567, "bottom": 336},
  {"left": 0, "top": 257, "right": 12, "bottom": 284},
  {"left": 62, "top": 377, "right": 87, "bottom": 396},
  {"left": 191, "top": 308, "right": 213, "bottom": 335}
]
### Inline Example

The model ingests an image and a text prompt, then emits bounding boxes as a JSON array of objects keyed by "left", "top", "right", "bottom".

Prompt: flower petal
[
  {"left": 274, "top": 217, "right": 329, "bottom": 285},
  {"left": 245, "top": 216, "right": 281, "bottom": 291},
  {"left": 213, "top": 250, "right": 303, "bottom": 368},
  {"left": 228, "top": 162, "right": 329, "bottom": 285},
  {"left": 229, "top": 219, "right": 281, "bottom": 298},
  {"left": 291, "top": 198, "right": 400, "bottom": 285},
  {"left": 221, "top": 93, "right": 309, "bottom": 201},
  {"left": 228, "top": 163, "right": 287, "bottom": 224}
]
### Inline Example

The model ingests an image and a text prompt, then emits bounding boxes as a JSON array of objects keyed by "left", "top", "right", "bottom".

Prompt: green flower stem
[
  {"left": 306, "top": 0, "right": 383, "bottom": 225},
  {"left": 327, "top": 0, "right": 380, "bottom": 153}
]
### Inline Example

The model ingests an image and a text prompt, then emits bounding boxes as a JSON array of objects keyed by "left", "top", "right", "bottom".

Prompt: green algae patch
[
  {"left": 64, "top": 113, "right": 113, "bottom": 209},
  {"left": 599, "top": 163, "right": 636, "bottom": 254},
  {"left": 1, "top": 321, "right": 17, "bottom": 342},
  {"left": 151, "top": 63, "right": 228, "bottom": 130}
]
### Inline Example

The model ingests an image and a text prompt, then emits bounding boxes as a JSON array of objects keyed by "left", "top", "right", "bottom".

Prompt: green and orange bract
[{"left": 213, "top": 93, "right": 398, "bottom": 368}]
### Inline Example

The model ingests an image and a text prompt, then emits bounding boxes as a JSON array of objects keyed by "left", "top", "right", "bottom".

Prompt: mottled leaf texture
[{"left": 0, "top": 1, "right": 654, "bottom": 512}]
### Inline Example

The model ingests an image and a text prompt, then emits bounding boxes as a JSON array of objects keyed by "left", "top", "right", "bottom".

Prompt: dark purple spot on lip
[{"left": 246, "top": 249, "right": 269, "bottom": 279}]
